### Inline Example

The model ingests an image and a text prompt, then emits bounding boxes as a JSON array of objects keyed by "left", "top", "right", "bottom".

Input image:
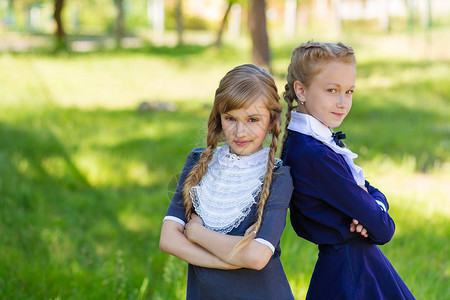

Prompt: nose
[
  {"left": 337, "top": 94, "right": 350, "bottom": 108},
  {"left": 235, "top": 121, "right": 247, "bottom": 137}
]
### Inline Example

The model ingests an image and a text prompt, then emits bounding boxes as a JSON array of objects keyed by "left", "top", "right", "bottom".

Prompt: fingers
[
  {"left": 349, "top": 219, "right": 369, "bottom": 237},
  {"left": 245, "top": 223, "right": 258, "bottom": 236},
  {"left": 356, "top": 224, "right": 363, "bottom": 233},
  {"left": 349, "top": 223, "right": 355, "bottom": 232},
  {"left": 361, "top": 228, "right": 368, "bottom": 237},
  {"left": 358, "top": 185, "right": 368, "bottom": 192},
  {"left": 350, "top": 219, "right": 358, "bottom": 232}
]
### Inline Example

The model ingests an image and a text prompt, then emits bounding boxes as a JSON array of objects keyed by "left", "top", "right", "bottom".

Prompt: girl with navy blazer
[
  {"left": 281, "top": 41, "right": 415, "bottom": 300},
  {"left": 160, "top": 64, "right": 294, "bottom": 299}
]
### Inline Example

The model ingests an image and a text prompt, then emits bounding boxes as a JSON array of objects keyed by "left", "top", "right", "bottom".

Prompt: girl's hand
[
  {"left": 244, "top": 223, "right": 258, "bottom": 237},
  {"left": 350, "top": 219, "right": 369, "bottom": 238},
  {"left": 188, "top": 213, "right": 203, "bottom": 226},
  {"left": 185, "top": 213, "right": 203, "bottom": 241}
]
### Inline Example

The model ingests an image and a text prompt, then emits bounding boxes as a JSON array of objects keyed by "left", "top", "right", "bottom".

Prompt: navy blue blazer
[
  {"left": 165, "top": 148, "right": 295, "bottom": 300},
  {"left": 282, "top": 131, "right": 394, "bottom": 246},
  {"left": 282, "top": 130, "right": 415, "bottom": 300}
]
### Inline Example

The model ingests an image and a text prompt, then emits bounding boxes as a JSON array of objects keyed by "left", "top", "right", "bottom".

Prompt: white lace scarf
[
  {"left": 287, "top": 111, "right": 365, "bottom": 185},
  {"left": 190, "top": 145, "right": 270, "bottom": 233}
]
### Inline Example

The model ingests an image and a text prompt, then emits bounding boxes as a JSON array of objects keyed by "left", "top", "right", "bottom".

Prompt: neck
[{"left": 293, "top": 110, "right": 332, "bottom": 131}]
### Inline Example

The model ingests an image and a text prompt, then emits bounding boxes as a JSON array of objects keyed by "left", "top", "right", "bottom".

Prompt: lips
[
  {"left": 332, "top": 112, "right": 345, "bottom": 118},
  {"left": 234, "top": 140, "right": 250, "bottom": 147}
]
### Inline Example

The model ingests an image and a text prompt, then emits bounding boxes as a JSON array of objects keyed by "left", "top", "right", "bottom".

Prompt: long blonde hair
[
  {"left": 281, "top": 41, "right": 356, "bottom": 149},
  {"left": 183, "top": 64, "right": 282, "bottom": 254}
]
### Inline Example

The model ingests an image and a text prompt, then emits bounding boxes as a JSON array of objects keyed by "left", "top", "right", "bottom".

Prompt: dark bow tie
[{"left": 332, "top": 131, "right": 346, "bottom": 148}]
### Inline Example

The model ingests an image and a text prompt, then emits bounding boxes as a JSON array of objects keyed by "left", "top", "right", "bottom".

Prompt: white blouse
[
  {"left": 287, "top": 111, "right": 365, "bottom": 185},
  {"left": 190, "top": 145, "right": 269, "bottom": 234}
]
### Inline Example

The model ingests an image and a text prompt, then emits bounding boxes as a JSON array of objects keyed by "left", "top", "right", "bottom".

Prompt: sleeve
[
  {"left": 306, "top": 150, "right": 395, "bottom": 245},
  {"left": 255, "top": 166, "right": 294, "bottom": 252},
  {"left": 365, "top": 180, "right": 389, "bottom": 212},
  {"left": 163, "top": 149, "right": 203, "bottom": 227}
]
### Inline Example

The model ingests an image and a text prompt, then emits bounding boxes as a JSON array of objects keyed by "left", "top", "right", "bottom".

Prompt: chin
[{"left": 330, "top": 120, "right": 344, "bottom": 128}]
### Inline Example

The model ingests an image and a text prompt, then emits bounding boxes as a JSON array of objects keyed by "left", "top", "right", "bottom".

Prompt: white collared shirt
[{"left": 287, "top": 111, "right": 365, "bottom": 186}]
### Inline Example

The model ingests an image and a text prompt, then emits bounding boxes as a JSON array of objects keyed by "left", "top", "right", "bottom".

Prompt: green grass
[{"left": 0, "top": 31, "right": 449, "bottom": 299}]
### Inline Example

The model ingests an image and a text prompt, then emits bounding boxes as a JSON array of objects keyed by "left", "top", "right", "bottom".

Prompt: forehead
[
  {"left": 223, "top": 98, "right": 270, "bottom": 116},
  {"left": 315, "top": 61, "right": 356, "bottom": 85}
]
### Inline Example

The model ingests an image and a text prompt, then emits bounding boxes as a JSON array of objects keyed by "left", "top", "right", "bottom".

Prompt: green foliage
[{"left": 0, "top": 32, "right": 448, "bottom": 299}]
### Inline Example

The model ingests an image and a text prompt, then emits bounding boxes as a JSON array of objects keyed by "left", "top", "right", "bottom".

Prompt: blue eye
[
  {"left": 346, "top": 90, "right": 354, "bottom": 95},
  {"left": 249, "top": 118, "right": 259, "bottom": 123},
  {"left": 225, "top": 116, "right": 235, "bottom": 121},
  {"left": 328, "top": 89, "right": 337, "bottom": 93}
]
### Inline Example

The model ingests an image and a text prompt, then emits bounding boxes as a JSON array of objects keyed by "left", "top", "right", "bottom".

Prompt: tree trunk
[
  {"left": 425, "top": 0, "right": 432, "bottom": 28},
  {"left": 284, "top": 0, "right": 297, "bottom": 36},
  {"left": 115, "top": 0, "right": 124, "bottom": 48},
  {"left": 54, "top": 0, "right": 66, "bottom": 50},
  {"left": 176, "top": 0, "right": 183, "bottom": 46},
  {"left": 7, "top": 0, "right": 14, "bottom": 27},
  {"left": 331, "top": 0, "right": 341, "bottom": 35},
  {"left": 405, "top": 0, "right": 415, "bottom": 32},
  {"left": 215, "top": 1, "right": 233, "bottom": 48},
  {"left": 248, "top": 0, "right": 271, "bottom": 71},
  {"left": 147, "top": 0, "right": 165, "bottom": 33}
]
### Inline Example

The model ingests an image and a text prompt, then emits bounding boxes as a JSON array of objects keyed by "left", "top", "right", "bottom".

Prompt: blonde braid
[
  {"left": 254, "top": 132, "right": 278, "bottom": 232},
  {"left": 230, "top": 116, "right": 280, "bottom": 257},
  {"left": 183, "top": 142, "right": 217, "bottom": 221},
  {"left": 280, "top": 80, "right": 297, "bottom": 152}
]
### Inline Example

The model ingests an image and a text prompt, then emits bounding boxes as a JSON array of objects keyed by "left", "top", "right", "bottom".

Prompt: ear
[{"left": 293, "top": 81, "right": 306, "bottom": 101}]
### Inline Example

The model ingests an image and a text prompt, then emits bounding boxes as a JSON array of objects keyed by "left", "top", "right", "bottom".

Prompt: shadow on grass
[
  {"left": 0, "top": 98, "right": 447, "bottom": 298},
  {"left": 0, "top": 104, "right": 210, "bottom": 298}
]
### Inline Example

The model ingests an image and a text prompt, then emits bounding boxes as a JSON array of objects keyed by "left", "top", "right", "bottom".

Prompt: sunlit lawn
[{"left": 0, "top": 31, "right": 449, "bottom": 299}]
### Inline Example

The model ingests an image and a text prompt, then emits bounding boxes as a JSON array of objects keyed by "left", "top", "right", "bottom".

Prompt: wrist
[{"left": 186, "top": 222, "right": 201, "bottom": 242}]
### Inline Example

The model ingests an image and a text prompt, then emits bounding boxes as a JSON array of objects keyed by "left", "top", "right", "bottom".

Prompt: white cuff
[
  {"left": 163, "top": 216, "right": 186, "bottom": 227},
  {"left": 254, "top": 238, "right": 275, "bottom": 253},
  {"left": 375, "top": 200, "right": 387, "bottom": 212}
]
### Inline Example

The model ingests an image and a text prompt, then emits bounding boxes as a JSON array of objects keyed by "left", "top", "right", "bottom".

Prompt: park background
[{"left": 0, "top": 0, "right": 449, "bottom": 299}]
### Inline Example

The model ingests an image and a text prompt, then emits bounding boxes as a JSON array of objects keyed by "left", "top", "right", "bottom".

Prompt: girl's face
[
  {"left": 295, "top": 61, "right": 356, "bottom": 128},
  {"left": 220, "top": 98, "right": 271, "bottom": 155}
]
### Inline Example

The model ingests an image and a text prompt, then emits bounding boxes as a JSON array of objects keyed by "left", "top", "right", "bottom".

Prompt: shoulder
[
  {"left": 179, "top": 147, "right": 205, "bottom": 175},
  {"left": 273, "top": 163, "right": 291, "bottom": 179},
  {"left": 188, "top": 147, "right": 205, "bottom": 156},
  {"left": 284, "top": 135, "right": 349, "bottom": 179},
  {"left": 287, "top": 134, "right": 338, "bottom": 164},
  {"left": 185, "top": 147, "right": 205, "bottom": 162},
  {"left": 270, "top": 164, "right": 293, "bottom": 193}
]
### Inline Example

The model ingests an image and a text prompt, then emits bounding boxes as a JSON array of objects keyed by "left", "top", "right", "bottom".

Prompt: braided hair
[
  {"left": 280, "top": 41, "right": 356, "bottom": 151},
  {"left": 182, "top": 64, "right": 282, "bottom": 255}
]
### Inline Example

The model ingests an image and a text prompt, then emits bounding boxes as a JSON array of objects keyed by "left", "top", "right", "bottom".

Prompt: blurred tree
[
  {"left": 423, "top": 0, "right": 433, "bottom": 29},
  {"left": 215, "top": 0, "right": 236, "bottom": 48},
  {"left": 405, "top": 0, "right": 415, "bottom": 32},
  {"left": 6, "top": 0, "right": 14, "bottom": 27},
  {"left": 147, "top": 0, "right": 165, "bottom": 33},
  {"left": 176, "top": 0, "right": 184, "bottom": 46},
  {"left": 54, "top": 0, "right": 67, "bottom": 50},
  {"left": 115, "top": 0, "right": 124, "bottom": 48},
  {"left": 248, "top": 0, "right": 270, "bottom": 71},
  {"left": 331, "top": 0, "right": 342, "bottom": 35},
  {"left": 284, "top": 0, "right": 297, "bottom": 36}
]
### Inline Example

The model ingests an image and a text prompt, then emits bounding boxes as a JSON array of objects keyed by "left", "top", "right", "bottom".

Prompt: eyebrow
[
  {"left": 247, "top": 113, "right": 267, "bottom": 117},
  {"left": 224, "top": 112, "right": 267, "bottom": 117},
  {"left": 326, "top": 83, "right": 356, "bottom": 88}
]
